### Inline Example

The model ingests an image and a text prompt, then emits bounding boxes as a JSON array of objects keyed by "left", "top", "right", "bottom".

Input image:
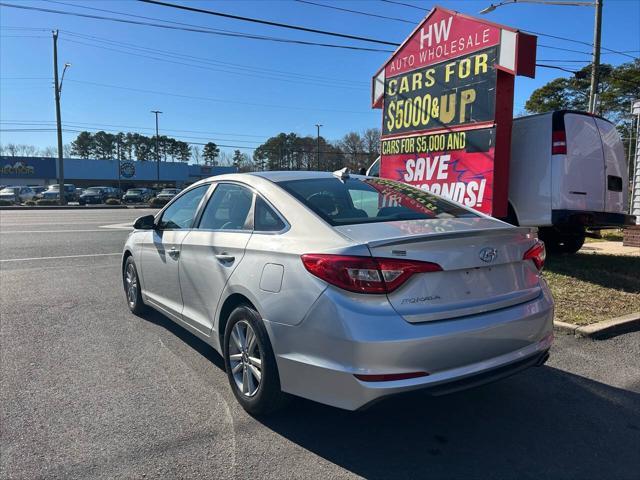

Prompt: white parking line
[
  {"left": 0, "top": 252, "right": 121, "bottom": 263},
  {"left": 99, "top": 222, "right": 134, "bottom": 230}
]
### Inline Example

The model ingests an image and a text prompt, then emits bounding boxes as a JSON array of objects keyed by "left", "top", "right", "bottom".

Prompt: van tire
[{"left": 540, "top": 227, "right": 585, "bottom": 255}]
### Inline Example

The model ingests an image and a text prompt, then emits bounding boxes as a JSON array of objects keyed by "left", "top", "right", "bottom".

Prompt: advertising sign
[
  {"left": 380, "top": 128, "right": 495, "bottom": 212},
  {"left": 372, "top": 7, "right": 536, "bottom": 217},
  {"left": 383, "top": 47, "right": 497, "bottom": 136}
]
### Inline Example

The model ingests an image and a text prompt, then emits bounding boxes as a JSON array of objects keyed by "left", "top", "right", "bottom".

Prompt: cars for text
[{"left": 122, "top": 171, "right": 554, "bottom": 415}]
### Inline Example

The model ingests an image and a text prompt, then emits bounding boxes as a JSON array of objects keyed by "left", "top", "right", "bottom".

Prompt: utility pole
[
  {"left": 52, "top": 30, "right": 65, "bottom": 205},
  {"left": 588, "top": 0, "right": 603, "bottom": 113},
  {"left": 151, "top": 110, "right": 162, "bottom": 186},
  {"left": 315, "top": 124, "right": 322, "bottom": 171}
]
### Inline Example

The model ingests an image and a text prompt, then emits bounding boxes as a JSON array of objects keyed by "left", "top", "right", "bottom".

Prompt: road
[{"left": 1, "top": 209, "right": 639, "bottom": 480}]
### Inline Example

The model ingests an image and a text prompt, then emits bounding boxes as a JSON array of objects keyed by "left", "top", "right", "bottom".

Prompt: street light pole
[
  {"left": 315, "top": 124, "right": 322, "bottom": 171},
  {"left": 479, "top": 0, "right": 601, "bottom": 113},
  {"left": 52, "top": 30, "right": 71, "bottom": 205},
  {"left": 151, "top": 110, "right": 162, "bottom": 186}
]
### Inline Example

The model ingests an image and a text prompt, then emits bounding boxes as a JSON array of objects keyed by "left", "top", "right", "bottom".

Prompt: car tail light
[
  {"left": 523, "top": 241, "right": 546, "bottom": 271},
  {"left": 354, "top": 371, "right": 429, "bottom": 382},
  {"left": 551, "top": 130, "right": 567, "bottom": 155},
  {"left": 300, "top": 254, "right": 442, "bottom": 294}
]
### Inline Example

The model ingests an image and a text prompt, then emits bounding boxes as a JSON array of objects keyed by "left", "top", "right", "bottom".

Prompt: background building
[{"left": 0, "top": 156, "right": 237, "bottom": 189}]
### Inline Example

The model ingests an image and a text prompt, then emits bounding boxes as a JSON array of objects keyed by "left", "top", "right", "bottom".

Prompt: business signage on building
[
  {"left": 0, "top": 157, "right": 56, "bottom": 179},
  {"left": 120, "top": 160, "right": 136, "bottom": 179},
  {"left": 372, "top": 7, "right": 536, "bottom": 216}
]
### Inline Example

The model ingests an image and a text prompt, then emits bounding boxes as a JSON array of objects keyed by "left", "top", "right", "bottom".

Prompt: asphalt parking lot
[{"left": 1, "top": 209, "right": 639, "bottom": 480}]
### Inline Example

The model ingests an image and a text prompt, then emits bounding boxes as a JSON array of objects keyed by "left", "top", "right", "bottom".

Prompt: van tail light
[
  {"left": 523, "top": 241, "right": 546, "bottom": 271},
  {"left": 301, "top": 254, "right": 442, "bottom": 294},
  {"left": 551, "top": 130, "right": 567, "bottom": 155}
]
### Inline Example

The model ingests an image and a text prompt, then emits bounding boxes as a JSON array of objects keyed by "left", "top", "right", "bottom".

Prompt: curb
[
  {"left": 554, "top": 312, "right": 640, "bottom": 339},
  {"left": 0, "top": 205, "right": 158, "bottom": 210}
]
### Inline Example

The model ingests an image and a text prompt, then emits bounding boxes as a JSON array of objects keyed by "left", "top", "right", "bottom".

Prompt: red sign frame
[{"left": 372, "top": 6, "right": 536, "bottom": 218}]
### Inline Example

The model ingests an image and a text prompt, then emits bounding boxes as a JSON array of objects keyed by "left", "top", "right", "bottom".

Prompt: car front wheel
[
  {"left": 123, "top": 256, "right": 147, "bottom": 315},
  {"left": 223, "top": 305, "right": 286, "bottom": 415}
]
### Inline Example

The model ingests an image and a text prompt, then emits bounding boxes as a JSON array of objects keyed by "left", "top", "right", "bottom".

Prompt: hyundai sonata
[{"left": 122, "top": 171, "right": 553, "bottom": 414}]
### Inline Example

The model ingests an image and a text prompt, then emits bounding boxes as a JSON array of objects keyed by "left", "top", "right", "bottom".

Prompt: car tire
[
  {"left": 223, "top": 305, "right": 287, "bottom": 416},
  {"left": 123, "top": 256, "right": 147, "bottom": 315}
]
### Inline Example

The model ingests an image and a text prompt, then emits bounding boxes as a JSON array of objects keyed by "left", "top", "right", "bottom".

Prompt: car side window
[
  {"left": 157, "top": 184, "right": 209, "bottom": 230},
  {"left": 199, "top": 183, "right": 253, "bottom": 231},
  {"left": 254, "top": 196, "right": 286, "bottom": 232}
]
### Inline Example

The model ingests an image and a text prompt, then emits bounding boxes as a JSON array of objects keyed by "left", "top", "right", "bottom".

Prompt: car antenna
[{"left": 332, "top": 167, "right": 350, "bottom": 182}]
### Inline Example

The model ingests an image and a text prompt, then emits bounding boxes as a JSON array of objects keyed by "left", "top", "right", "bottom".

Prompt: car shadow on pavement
[
  {"left": 137, "top": 309, "right": 640, "bottom": 479},
  {"left": 259, "top": 366, "right": 640, "bottom": 480},
  {"left": 139, "top": 308, "right": 226, "bottom": 371}
]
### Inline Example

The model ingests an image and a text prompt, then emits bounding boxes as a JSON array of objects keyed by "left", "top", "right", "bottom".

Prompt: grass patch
[
  {"left": 543, "top": 253, "right": 640, "bottom": 325},
  {"left": 585, "top": 229, "right": 624, "bottom": 243}
]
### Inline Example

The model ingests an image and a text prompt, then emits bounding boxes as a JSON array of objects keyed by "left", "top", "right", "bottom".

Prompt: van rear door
[
  {"left": 594, "top": 117, "right": 627, "bottom": 213},
  {"left": 554, "top": 113, "right": 605, "bottom": 213}
]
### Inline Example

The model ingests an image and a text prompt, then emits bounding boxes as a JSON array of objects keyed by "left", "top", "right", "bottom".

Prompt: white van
[
  {"left": 368, "top": 110, "right": 634, "bottom": 253},
  {"left": 508, "top": 110, "right": 633, "bottom": 253}
]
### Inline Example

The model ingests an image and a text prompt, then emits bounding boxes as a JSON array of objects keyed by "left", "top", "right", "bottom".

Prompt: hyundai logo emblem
[{"left": 479, "top": 247, "right": 498, "bottom": 263}]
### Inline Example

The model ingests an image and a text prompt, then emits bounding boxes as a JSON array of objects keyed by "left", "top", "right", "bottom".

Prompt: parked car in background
[
  {"left": 28, "top": 186, "right": 47, "bottom": 197},
  {"left": 156, "top": 188, "right": 181, "bottom": 201},
  {"left": 122, "top": 188, "right": 154, "bottom": 204},
  {"left": 122, "top": 171, "right": 553, "bottom": 415},
  {"left": 40, "top": 184, "right": 80, "bottom": 203},
  {"left": 0, "top": 186, "right": 35, "bottom": 204},
  {"left": 79, "top": 186, "right": 119, "bottom": 205}
]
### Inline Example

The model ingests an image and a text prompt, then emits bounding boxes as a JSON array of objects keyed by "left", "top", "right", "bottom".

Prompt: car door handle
[
  {"left": 215, "top": 253, "right": 235, "bottom": 263},
  {"left": 168, "top": 247, "right": 180, "bottom": 259}
]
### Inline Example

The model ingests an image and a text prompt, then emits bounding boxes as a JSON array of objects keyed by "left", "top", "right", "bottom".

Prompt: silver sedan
[{"left": 122, "top": 171, "right": 554, "bottom": 414}]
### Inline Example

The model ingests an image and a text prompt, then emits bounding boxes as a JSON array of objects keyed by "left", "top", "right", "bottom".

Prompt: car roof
[{"left": 190, "top": 170, "right": 364, "bottom": 186}]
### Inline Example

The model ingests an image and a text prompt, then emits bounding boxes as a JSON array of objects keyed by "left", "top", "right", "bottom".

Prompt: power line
[
  {"left": 60, "top": 37, "right": 367, "bottom": 90},
  {"left": 525, "top": 29, "right": 637, "bottom": 60},
  {"left": 64, "top": 79, "right": 374, "bottom": 115},
  {"left": 61, "top": 30, "right": 365, "bottom": 86},
  {"left": 379, "top": 0, "right": 426, "bottom": 12},
  {"left": 535, "top": 64, "right": 579, "bottom": 74},
  {"left": 0, "top": 120, "right": 272, "bottom": 138},
  {"left": 137, "top": 0, "right": 399, "bottom": 46},
  {"left": 293, "top": 0, "right": 414, "bottom": 24},
  {"left": 0, "top": 3, "right": 394, "bottom": 53}
]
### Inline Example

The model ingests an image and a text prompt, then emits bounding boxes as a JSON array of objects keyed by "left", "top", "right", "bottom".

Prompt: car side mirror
[{"left": 133, "top": 214, "right": 156, "bottom": 230}]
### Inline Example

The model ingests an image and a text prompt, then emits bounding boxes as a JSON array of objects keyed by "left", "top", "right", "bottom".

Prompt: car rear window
[{"left": 277, "top": 177, "right": 477, "bottom": 226}]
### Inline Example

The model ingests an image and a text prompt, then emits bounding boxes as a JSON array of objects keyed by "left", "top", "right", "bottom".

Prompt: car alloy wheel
[
  {"left": 223, "top": 306, "right": 287, "bottom": 415},
  {"left": 125, "top": 262, "right": 138, "bottom": 308},
  {"left": 228, "top": 320, "right": 262, "bottom": 397},
  {"left": 123, "top": 257, "right": 147, "bottom": 315}
]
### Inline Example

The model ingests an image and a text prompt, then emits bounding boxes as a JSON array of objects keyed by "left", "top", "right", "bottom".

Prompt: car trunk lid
[{"left": 335, "top": 218, "right": 542, "bottom": 323}]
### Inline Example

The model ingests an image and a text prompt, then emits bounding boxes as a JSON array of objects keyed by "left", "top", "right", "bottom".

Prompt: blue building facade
[{"left": 0, "top": 156, "right": 237, "bottom": 188}]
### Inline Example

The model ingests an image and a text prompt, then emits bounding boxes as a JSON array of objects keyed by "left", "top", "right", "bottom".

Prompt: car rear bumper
[
  {"left": 265, "top": 280, "right": 554, "bottom": 411},
  {"left": 552, "top": 209, "right": 636, "bottom": 228}
]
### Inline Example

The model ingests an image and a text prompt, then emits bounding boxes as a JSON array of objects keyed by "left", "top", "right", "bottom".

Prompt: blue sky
[{"left": 1, "top": 0, "right": 638, "bottom": 159}]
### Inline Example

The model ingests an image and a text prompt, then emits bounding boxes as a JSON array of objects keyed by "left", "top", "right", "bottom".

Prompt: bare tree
[
  {"left": 41, "top": 146, "right": 57, "bottom": 157},
  {"left": 191, "top": 145, "right": 202, "bottom": 164}
]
